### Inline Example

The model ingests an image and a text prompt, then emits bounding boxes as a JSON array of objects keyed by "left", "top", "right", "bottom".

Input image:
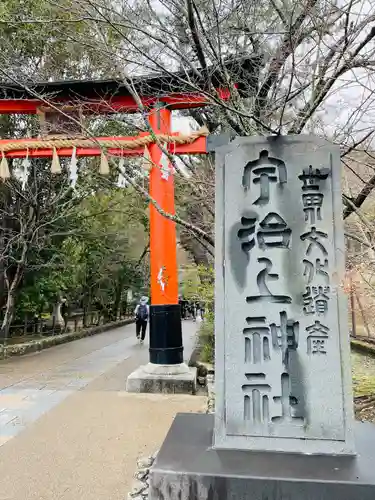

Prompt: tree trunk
[
  {"left": 113, "top": 276, "right": 125, "bottom": 320},
  {"left": 178, "top": 199, "right": 213, "bottom": 266},
  {"left": 0, "top": 256, "right": 26, "bottom": 341},
  {"left": 0, "top": 290, "right": 15, "bottom": 341},
  {"left": 83, "top": 288, "right": 92, "bottom": 327}
]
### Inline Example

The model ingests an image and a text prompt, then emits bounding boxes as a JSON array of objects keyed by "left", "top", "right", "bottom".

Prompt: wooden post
[
  {"left": 349, "top": 271, "right": 357, "bottom": 338},
  {"left": 148, "top": 104, "right": 183, "bottom": 365},
  {"left": 355, "top": 288, "right": 371, "bottom": 338}
]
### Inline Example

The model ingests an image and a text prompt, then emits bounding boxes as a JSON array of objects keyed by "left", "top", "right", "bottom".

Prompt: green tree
[
  {"left": 68, "top": 187, "right": 148, "bottom": 322},
  {"left": 0, "top": 0, "right": 123, "bottom": 80}
]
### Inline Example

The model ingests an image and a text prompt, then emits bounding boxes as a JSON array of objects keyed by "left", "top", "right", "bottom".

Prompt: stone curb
[
  {"left": 206, "top": 372, "right": 215, "bottom": 414},
  {"left": 127, "top": 452, "right": 158, "bottom": 500},
  {"left": 0, "top": 318, "right": 134, "bottom": 360},
  {"left": 351, "top": 338, "right": 375, "bottom": 357}
]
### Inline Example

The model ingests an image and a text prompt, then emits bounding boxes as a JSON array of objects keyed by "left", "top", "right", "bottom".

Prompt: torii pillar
[{"left": 126, "top": 104, "right": 196, "bottom": 394}]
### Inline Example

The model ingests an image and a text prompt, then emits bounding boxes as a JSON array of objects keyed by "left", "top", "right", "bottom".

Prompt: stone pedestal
[
  {"left": 149, "top": 413, "right": 375, "bottom": 500},
  {"left": 126, "top": 362, "right": 196, "bottom": 394}
]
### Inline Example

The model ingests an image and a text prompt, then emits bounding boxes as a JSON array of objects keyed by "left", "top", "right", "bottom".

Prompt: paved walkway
[{"left": 0, "top": 321, "right": 205, "bottom": 500}]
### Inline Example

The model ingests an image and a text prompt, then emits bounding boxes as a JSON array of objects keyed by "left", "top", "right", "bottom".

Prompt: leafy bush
[
  {"left": 199, "top": 312, "right": 214, "bottom": 364},
  {"left": 180, "top": 264, "right": 215, "bottom": 364},
  {"left": 181, "top": 265, "right": 213, "bottom": 305}
]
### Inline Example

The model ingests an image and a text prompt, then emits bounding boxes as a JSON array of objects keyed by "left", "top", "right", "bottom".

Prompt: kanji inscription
[{"left": 215, "top": 136, "right": 355, "bottom": 455}]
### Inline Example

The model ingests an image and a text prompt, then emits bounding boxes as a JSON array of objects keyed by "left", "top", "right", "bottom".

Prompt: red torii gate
[{"left": 0, "top": 73, "right": 233, "bottom": 367}]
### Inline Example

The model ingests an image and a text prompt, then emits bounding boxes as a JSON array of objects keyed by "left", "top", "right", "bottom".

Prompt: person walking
[
  {"left": 179, "top": 295, "right": 186, "bottom": 320},
  {"left": 134, "top": 296, "right": 149, "bottom": 344},
  {"left": 189, "top": 301, "right": 196, "bottom": 321},
  {"left": 200, "top": 301, "right": 205, "bottom": 321}
]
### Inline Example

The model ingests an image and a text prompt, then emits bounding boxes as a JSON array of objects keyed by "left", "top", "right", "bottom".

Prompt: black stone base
[
  {"left": 149, "top": 413, "right": 375, "bottom": 500},
  {"left": 149, "top": 304, "right": 183, "bottom": 365}
]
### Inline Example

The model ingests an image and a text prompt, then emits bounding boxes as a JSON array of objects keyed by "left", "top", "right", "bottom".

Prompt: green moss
[{"left": 351, "top": 350, "right": 375, "bottom": 397}]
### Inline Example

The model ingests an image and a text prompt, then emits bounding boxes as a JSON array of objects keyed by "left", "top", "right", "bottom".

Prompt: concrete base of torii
[{"left": 126, "top": 362, "right": 197, "bottom": 395}]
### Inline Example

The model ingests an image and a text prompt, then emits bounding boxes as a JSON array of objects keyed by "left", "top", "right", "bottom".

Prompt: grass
[{"left": 352, "top": 350, "right": 375, "bottom": 397}]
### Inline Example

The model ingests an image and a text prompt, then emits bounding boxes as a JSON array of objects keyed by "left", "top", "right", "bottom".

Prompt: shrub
[{"left": 199, "top": 311, "right": 214, "bottom": 364}]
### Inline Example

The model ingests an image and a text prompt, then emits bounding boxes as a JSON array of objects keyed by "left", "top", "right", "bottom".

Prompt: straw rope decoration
[
  {"left": 99, "top": 151, "right": 110, "bottom": 175},
  {"left": 0, "top": 127, "right": 208, "bottom": 153},
  {"left": 21, "top": 149, "right": 31, "bottom": 190},
  {"left": 51, "top": 147, "right": 62, "bottom": 174},
  {"left": 0, "top": 126, "right": 208, "bottom": 178},
  {"left": 0, "top": 127, "right": 208, "bottom": 181},
  {"left": 0, "top": 151, "right": 10, "bottom": 179}
]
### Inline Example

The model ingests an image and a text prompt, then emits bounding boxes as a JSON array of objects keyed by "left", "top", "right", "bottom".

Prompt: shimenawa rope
[
  {"left": 0, "top": 127, "right": 209, "bottom": 180},
  {"left": 0, "top": 127, "right": 209, "bottom": 153}
]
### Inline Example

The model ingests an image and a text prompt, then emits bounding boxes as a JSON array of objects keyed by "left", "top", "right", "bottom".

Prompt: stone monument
[
  {"left": 148, "top": 136, "right": 375, "bottom": 500},
  {"left": 214, "top": 135, "right": 354, "bottom": 455}
]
